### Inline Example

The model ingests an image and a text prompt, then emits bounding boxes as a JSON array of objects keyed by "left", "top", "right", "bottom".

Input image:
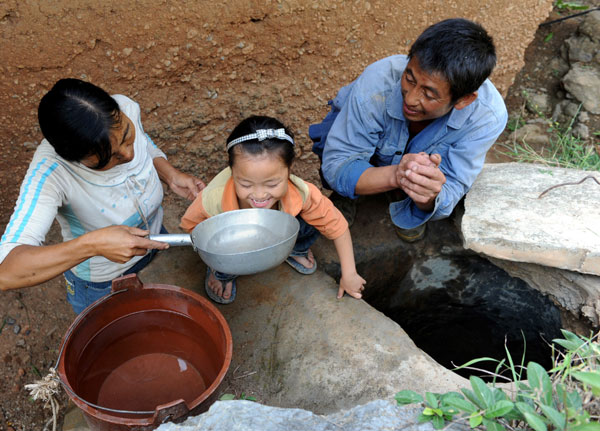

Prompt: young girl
[{"left": 181, "top": 116, "right": 366, "bottom": 304}]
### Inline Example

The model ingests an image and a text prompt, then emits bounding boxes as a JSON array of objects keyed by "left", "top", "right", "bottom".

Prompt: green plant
[
  {"left": 396, "top": 330, "right": 600, "bottom": 431},
  {"left": 219, "top": 392, "right": 257, "bottom": 401},
  {"left": 501, "top": 104, "right": 600, "bottom": 171},
  {"left": 555, "top": 0, "right": 589, "bottom": 11},
  {"left": 507, "top": 116, "right": 526, "bottom": 132}
]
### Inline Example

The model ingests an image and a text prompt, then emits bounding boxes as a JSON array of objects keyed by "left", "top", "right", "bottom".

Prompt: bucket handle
[
  {"left": 155, "top": 399, "right": 190, "bottom": 424},
  {"left": 111, "top": 273, "right": 144, "bottom": 292}
]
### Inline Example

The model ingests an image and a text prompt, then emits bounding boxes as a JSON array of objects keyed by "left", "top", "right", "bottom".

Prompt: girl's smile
[{"left": 231, "top": 151, "right": 290, "bottom": 210}]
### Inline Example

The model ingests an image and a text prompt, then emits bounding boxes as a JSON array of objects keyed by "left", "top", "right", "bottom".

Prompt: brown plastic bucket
[{"left": 56, "top": 273, "right": 233, "bottom": 431}]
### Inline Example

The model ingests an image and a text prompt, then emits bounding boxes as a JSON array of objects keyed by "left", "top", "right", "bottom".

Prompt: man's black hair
[
  {"left": 38, "top": 78, "right": 120, "bottom": 169},
  {"left": 227, "top": 115, "right": 295, "bottom": 168},
  {"left": 408, "top": 18, "right": 496, "bottom": 102}
]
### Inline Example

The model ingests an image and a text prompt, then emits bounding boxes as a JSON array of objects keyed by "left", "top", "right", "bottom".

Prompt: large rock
[
  {"left": 139, "top": 239, "right": 467, "bottom": 415},
  {"left": 156, "top": 400, "right": 467, "bottom": 431},
  {"left": 462, "top": 163, "right": 600, "bottom": 276},
  {"left": 488, "top": 258, "right": 600, "bottom": 327},
  {"left": 563, "top": 63, "right": 600, "bottom": 114}
]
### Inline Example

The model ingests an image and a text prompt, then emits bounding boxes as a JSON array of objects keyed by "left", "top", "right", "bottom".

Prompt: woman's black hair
[
  {"left": 408, "top": 18, "right": 496, "bottom": 102},
  {"left": 226, "top": 116, "right": 295, "bottom": 168},
  {"left": 38, "top": 78, "right": 121, "bottom": 169}
]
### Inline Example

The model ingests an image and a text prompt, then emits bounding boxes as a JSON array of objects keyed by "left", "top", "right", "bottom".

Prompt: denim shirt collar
[{"left": 386, "top": 82, "right": 477, "bottom": 130}]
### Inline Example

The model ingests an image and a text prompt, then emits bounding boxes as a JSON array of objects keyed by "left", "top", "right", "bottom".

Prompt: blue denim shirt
[{"left": 317, "top": 55, "right": 508, "bottom": 229}]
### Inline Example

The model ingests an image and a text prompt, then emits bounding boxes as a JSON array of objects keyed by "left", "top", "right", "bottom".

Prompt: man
[{"left": 309, "top": 18, "right": 508, "bottom": 242}]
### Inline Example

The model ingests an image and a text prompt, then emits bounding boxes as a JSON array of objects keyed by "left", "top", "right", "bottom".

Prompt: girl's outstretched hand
[{"left": 337, "top": 271, "right": 366, "bottom": 299}]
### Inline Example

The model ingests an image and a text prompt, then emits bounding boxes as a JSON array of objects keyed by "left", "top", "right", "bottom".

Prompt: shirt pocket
[{"left": 374, "top": 120, "right": 403, "bottom": 166}]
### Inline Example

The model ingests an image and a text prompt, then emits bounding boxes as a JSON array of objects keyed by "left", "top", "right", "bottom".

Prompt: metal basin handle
[{"left": 149, "top": 234, "right": 192, "bottom": 246}]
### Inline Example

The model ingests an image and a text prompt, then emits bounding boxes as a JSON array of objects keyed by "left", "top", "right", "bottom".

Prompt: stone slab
[
  {"left": 138, "top": 247, "right": 467, "bottom": 415},
  {"left": 462, "top": 163, "right": 600, "bottom": 276},
  {"left": 156, "top": 399, "right": 468, "bottom": 431}
]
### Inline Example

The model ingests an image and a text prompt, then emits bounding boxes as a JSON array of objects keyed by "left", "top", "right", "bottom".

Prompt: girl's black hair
[
  {"left": 226, "top": 116, "right": 295, "bottom": 168},
  {"left": 38, "top": 78, "right": 121, "bottom": 169}
]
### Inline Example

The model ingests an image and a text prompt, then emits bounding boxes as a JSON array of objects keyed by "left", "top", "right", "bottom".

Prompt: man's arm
[
  {"left": 354, "top": 165, "right": 402, "bottom": 195},
  {"left": 320, "top": 66, "right": 393, "bottom": 199}
]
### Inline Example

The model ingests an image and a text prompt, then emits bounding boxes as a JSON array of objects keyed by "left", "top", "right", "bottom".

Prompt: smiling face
[
  {"left": 400, "top": 56, "right": 455, "bottom": 123},
  {"left": 81, "top": 113, "right": 136, "bottom": 170},
  {"left": 231, "top": 150, "right": 290, "bottom": 210}
]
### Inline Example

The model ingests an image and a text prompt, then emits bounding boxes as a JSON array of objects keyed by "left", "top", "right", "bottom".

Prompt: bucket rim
[{"left": 55, "top": 274, "right": 233, "bottom": 425}]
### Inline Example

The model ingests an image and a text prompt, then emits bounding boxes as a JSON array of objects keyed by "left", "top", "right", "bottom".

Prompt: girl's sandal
[
  {"left": 285, "top": 250, "right": 318, "bottom": 275},
  {"left": 204, "top": 267, "right": 237, "bottom": 304}
]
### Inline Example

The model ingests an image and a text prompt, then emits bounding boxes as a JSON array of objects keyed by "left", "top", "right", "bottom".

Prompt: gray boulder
[{"left": 156, "top": 400, "right": 467, "bottom": 431}]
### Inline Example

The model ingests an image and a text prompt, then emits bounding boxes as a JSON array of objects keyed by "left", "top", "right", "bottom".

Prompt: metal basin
[{"left": 150, "top": 209, "right": 300, "bottom": 275}]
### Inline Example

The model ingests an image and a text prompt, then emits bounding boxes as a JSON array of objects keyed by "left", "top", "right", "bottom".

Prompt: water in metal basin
[{"left": 206, "top": 224, "right": 282, "bottom": 254}]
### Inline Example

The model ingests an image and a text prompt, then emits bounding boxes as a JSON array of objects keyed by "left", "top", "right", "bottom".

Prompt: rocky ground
[{"left": 1, "top": 2, "right": 599, "bottom": 430}]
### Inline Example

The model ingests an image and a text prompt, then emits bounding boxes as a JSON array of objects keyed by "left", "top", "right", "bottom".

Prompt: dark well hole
[{"left": 364, "top": 254, "right": 563, "bottom": 381}]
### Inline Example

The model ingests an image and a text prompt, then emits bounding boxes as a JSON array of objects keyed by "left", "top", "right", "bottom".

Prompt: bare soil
[{"left": 2, "top": 1, "right": 598, "bottom": 430}]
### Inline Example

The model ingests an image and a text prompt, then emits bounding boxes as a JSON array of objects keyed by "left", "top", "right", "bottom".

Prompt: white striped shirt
[{"left": 0, "top": 95, "right": 166, "bottom": 282}]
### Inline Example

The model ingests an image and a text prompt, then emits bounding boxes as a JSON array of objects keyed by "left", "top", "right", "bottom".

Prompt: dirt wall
[{"left": 0, "top": 0, "right": 553, "bottom": 226}]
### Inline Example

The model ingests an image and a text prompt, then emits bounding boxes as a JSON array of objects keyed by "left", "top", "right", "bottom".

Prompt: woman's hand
[
  {"left": 85, "top": 225, "right": 170, "bottom": 263},
  {"left": 338, "top": 271, "right": 366, "bottom": 299},
  {"left": 153, "top": 157, "right": 206, "bottom": 200},
  {"left": 0, "top": 225, "right": 170, "bottom": 290},
  {"left": 167, "top": 171, "right": 206, "bottom": 201}
]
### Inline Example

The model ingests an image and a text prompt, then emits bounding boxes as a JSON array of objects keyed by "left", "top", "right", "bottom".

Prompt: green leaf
[
  {"left": 566, "top": 389, "right": 583, "bottom": 411},
  {"left": 423, "top": 407, "right": 436, "bottom": 416},
  {"left": 516, "top": 401, "right": 536, "bottom": 416},
  {"left": 527, "top": 362, "right": 544, "bottom": 389},
  {"left": 432, "top": 415, "right": 445, "bottom": 429},
  {"left": 572, "top": 371, "right": 600, "bottom": 391},
  {"left": 418, "top": 413, "right": 431, "bottom": 423},
  {"left": 453, "top": 357, "right": 503, "bottom": 370},
  {"left": 425, "top": 392, "right": 439, "bottom": 408},
  {"left": 440, "top": 391, "right": 463, "bottom": 401},
  {"left": 219, "top": 393, "right": 236, "bottom": 401},
  {"left": 440, "top": 405, "right": 460, "bottom": 417},
  {"left": 462, "top": 388, "right": 485, "bottom": 409},
  {"left": 523, "top": 411, "right": 548, "bottom": 431},
  {"left": 544, "top": 33, "right": 554, "bottom": 42},
  {"left": 484, "top": 400, "right": 514, "bottom": 418},
  {"left": 492, "top": 388, "right": 509, "bottom": 402},
  {"left": 571, "top": 423, "right": 600, "bottom": 431},
  {"left": 554, "top": 330, "right": 585, "bottom": 351},
  {"left": 444, "top": 396, "right": 478, "bottom": 414},
  {"left": 504, "top": 341, "right": 522, "bottom": 382},
  {"left": 483, "top": 418, "right": 506, "bottom": 431},
  {"left": 469, "top": 413, "right": 483, "bottom": 428},
  {"left": 395, "top": 390, "right": 424, "bottom": 405},
  {"left": 538, "top": 404, "right": 566, "bottom": 430},
  {"left": 527, "top": 362, "right": 553, "bottom": 404},
  {"left": 470, "top": 375, "right": 494, "bottom": 408}
]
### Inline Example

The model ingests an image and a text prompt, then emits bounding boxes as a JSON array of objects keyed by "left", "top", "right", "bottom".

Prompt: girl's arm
[
  {"left": 0, "top": 226, "right": 169, "bottom": 290},
  {"left": 153, "top": 157, "right": 205, "bottom": 201},
  {"left": 332, "top": 228, "right": 366, "bottom": 299}
]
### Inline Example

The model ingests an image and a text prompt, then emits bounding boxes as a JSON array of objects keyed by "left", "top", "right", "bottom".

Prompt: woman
[{"left": 0, "top": 78, "right": 204, "bottom": 313}]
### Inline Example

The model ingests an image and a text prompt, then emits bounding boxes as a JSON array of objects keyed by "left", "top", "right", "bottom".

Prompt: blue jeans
[
  {"left": 64, "top": 226, "right": 167, "bottom": 314},
  {"left": 213, "top": 215, "right": 320, "bottom": 281}
]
